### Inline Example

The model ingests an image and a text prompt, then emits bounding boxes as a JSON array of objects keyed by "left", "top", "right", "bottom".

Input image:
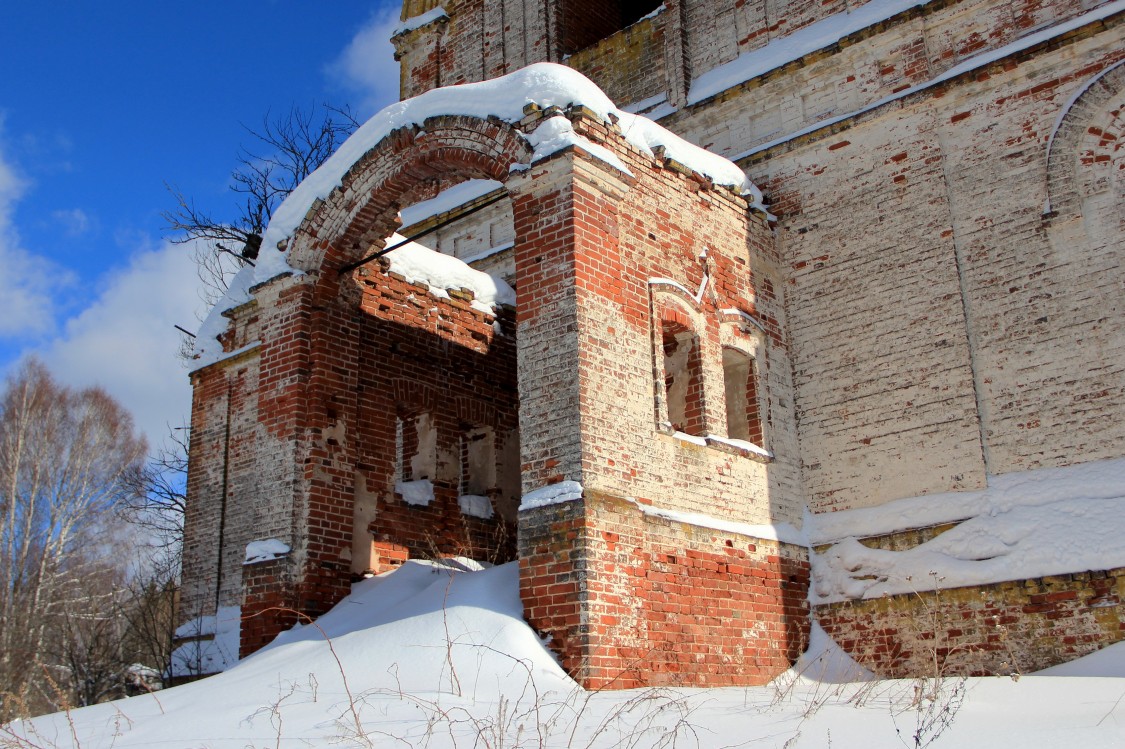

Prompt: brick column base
[
  {"left": 240, "top": 557, "right": 299, "bottom": 658},
  {"left": 519, "top": 491, "right": 810, "bottom": 688}
]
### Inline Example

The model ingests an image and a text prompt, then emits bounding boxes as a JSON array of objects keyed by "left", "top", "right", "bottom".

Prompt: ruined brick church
[{"left": 178, "top": 0, "right": 1125, "bottom": 687}]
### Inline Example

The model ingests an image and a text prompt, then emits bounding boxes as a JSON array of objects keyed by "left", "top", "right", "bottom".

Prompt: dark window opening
[
  {"left": 395, "top": 408, "right": 436, "bottom": 482},
  {"left": 662, "top": 320, "right": 706, "bottom": 436},
  {"left": 558, "top": 0, "right": 664, "bottom": 55},
  {"left": 722, "top": 348, "right": 763, "bottom": 446},
  {"left": 460, "top": 425, "right": 495, "bottom": 497}
]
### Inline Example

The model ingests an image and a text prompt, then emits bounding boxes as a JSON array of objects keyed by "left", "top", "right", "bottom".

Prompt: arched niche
[{"left": 1044, "top": 59, "right": 1125, "bottom": 224}]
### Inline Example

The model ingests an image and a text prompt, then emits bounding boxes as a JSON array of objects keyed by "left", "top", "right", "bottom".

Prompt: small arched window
[
  {"left": 722, "top": 347, "right": 762, "bottom": 447},
  {"left": 662, "top": 319, "right": 706, "bottom": 436}
]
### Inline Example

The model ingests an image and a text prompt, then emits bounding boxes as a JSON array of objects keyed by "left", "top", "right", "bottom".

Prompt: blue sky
[{"left": 0, "top": 1, "right": 401, "bottom": 446}]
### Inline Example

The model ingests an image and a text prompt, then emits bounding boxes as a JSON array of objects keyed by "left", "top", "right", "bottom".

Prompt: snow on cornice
[
  {"left": 734, "top": 0, "right": 1125, "bottom": 162},
  {"left": 688, "top": 0, "right": 928, "bottom": 106},
  {"left": 194, "top": 63, "right": 760, "bottom": 363},
  {"left": 398, "top": 179, "right": 503, "bottom": 227},
  {"left": 392, "top": 6, "right": 448, "bottom": 36}
]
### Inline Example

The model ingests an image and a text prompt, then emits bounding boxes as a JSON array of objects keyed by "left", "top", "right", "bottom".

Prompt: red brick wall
[
  {"left": 211, "top": 118, "right": 535, "bottom": 652},
  {"left": 187, "top": 105, "right": 798, "bottom": 681},
  {"left": 521, "top": 493, "right": 809, "bottom": 688},
  {"left": 240, "top": 558, "right": 298, "bottom": 658}
]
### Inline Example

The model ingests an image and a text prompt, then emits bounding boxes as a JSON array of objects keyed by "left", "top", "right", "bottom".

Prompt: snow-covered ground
[{"left": 7, "top": 558, "right": 1125, "bottom": 748}]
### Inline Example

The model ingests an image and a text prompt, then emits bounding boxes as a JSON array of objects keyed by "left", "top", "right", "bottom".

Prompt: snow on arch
[{"left": 193, "top": 63, "right": 762, "bottom": 364}]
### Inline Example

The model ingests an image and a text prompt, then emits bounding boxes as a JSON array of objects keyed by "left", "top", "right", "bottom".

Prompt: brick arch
[
  {"left": 286, "top": 114, "right": 533, "bottom": 275},
  {"left": 1044, "top": 59, "right": 1125, "bottom": 218},
  {"left": 650, "top": 279, "right": 702, "bottom": 318}
]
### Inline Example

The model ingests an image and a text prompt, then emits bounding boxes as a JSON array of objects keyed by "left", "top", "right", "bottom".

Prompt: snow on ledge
[
  {"left": 525, "top": 115, "right": 632, "bottom": 175},
  {"left": 383, "top": 233, "right": 516, "bottom": 313},
  {"left": 649, "top": 277, "right": 697, "bottom": 301},
  {"left": 458, "top": 494, "right": 494, "bottom": 519},
  {"left": 637, "top": 501, "right": 806, "bottom": 547},
  {"left": 521, "top": 480, "right": 583, "bottom": 510},
  {"left": 810, "top": 456, "right": 1125, "bottom": 604},
  {"left": 621, "top": 93, "right": 668, "bottom": 115},
  {"left": 393, "top": 6, "right": 448, "bottom": 36},
  {"left": 397, "top": 479, "right": 435, "bottom": 506},
  {"left": 734, "top": 0, "right": 1125, "bottom": 162},
  {"left": 721, "top": 307, "right": 766, "bottom": 332},
  {"left": 638, "top": 3, "right": 666, "bottom": 23},
  {"left": 460, "top": 240, "right": 515, "bottom": 266},
  {"left": 399, "top": 179, "right": 503, "bottom": 227},
  {"left": 190, "top": 340, "right": 261, "bottom": 374},
  {"left": 705, "top": 434, "right": 773, "bottom": 459},
  {"left": 688, "top": 0, "right": 928, "bottom": 105},
  {"left": 244, "top": 539, "right": 291, "bottom": 565}
]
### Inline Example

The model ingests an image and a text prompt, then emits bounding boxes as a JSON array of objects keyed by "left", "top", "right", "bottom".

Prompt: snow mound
[
  {"left": 21, "top": 562, "right": 571, "bottom": 749},
  {"left": 784, "top": 622, "right": 874, "bottom": 684},
  {"left": 14, "top": 558, "right": 1125, "bottom": 748},
  {"left": 1035, "top": 641, "right": 1125, "bottom": 677}
]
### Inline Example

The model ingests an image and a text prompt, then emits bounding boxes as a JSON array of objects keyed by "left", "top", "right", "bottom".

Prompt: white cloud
[
  {"left": 328, "top": 5, "right": 403, "bottom": 116},
  {"left": 51, "top": 207, "right": 93, "bottom": 237},
  {"left": 0, "top": 123, "right": 196, "bottom": 453},
  {"left": 37, "top": 238, "right": 204, "bottom": 447},
  {"left": 0, "top": 130, "right": 69, "bottom": 338}
]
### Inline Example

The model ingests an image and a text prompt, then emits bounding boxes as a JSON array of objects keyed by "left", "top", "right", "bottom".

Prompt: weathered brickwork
[
  {"left": 399, "top": 185, "right": 515, "bottom": 279},
  {"left": 240, "top": 557, "right": 298, "bottom": 658},
  {"left": 181, "top": 0, "right": 1125, "bottom": 684},
  {"left": 817, "top": 566, "right": 1125, "bottom": 678},
  {"left": 734, "top": 13, "right": 1125, "bottom": 510},
  {"left": 566, "top": 11, "right": 668, "bottom": 109},
  {"left": 506, "top": 113, "right": 800, "bottom": 527}
]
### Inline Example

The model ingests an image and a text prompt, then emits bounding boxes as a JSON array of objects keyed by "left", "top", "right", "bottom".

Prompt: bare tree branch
[{"left": 162, "top": 102, "right": 359, "bottom": 310}]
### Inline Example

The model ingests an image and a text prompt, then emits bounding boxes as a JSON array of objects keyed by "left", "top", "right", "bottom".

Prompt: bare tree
[
  {"left": 164, "top": 103, "right": 359, "bottom": 307},
  {"left": 0, "top": 360, "right": 147, "bottom": 720},
  {"left": 125, "top": 427, "right": 188, "bottom": 558}
]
